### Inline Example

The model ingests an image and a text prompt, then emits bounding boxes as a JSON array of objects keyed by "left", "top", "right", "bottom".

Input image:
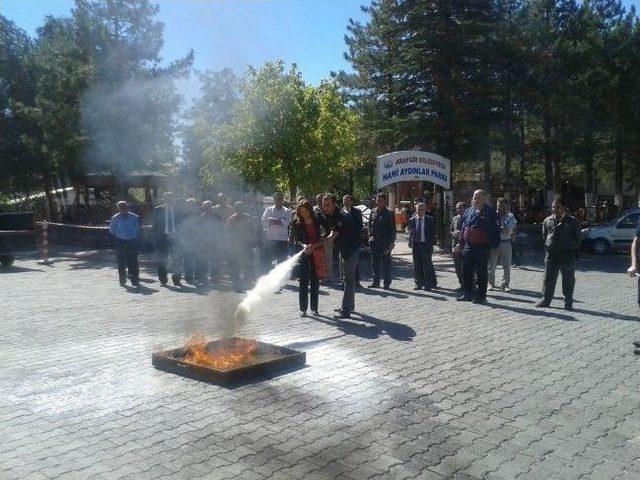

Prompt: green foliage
[
  {"left": 339, "top": 0, "right": 640, "bottom": 202},
  {"left": 0, "top": 0, "right": 193, "bottom": 200},
  {"left": 195, "top": 61, "right": 362, "bottom": 198}
]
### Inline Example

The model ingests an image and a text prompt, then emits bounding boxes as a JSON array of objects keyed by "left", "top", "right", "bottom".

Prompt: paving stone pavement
[{"left": 2, "top": 240, "right": 640, "bottom": 480}]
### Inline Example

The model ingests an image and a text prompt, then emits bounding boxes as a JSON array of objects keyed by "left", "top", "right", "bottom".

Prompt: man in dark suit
[
  {"left": 152, "top": 192, "right": 183, "bottom": 287},
  {"left": 408, "top": 202, "right": 437, "bottom": 290},
  {"left": 342, "top": 194, "right": 362, "bottom": 288},
  {"left": 323, "top": 194, "right": 362, "bottom": 318},
  {"left": 369, "top": 192, "right": 396, "bottom": 289}
]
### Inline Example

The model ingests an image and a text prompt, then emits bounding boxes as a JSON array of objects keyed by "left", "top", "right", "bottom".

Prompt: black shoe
[
  {"left": 172, "top": 275, "right": 182, "bottom": 287},
  {"left": 472, "top": 297, "right": 487, "bottom": 305},
  {"left": 312, "top": 310, "right": 319, "bottom": 316},
  {"left": 413, "top": 286, "right": 423, "bottom": 290},
  {"left": 119, "top": 280, "right": 126, "bottom": 287},
  {"left": 424, "top": 286, "right": 433, "bottom": 291},
  {"left": 382, "top": 285, "right": 390, "bottom": 290},
  {"left": 300, "top": 311, "right": 307, "bottom": 317},
  {"left": 536, "top": 300, "right": 551, "bottom": 308},
  {"left": 355, "top": 282, "right": 362, "bottom": 288},
  {"left": 635, "top": 349, "right": 640, "bottom": 356},
  {"left": 132, "top": 281, "right": 140, "bottom": 288},
  {"left": 456, "top": 295, "right": 472, "bottom": 302},
  {"left": 368, "top": 283, "right": 380, "bottom": 289},
  {"left": 564, "top": 302, "right": 573, "bottom": 311},
  {"left": 633, "top": 340, "right": 640, "bottom": 348},
  {"left": 334, "top": 310, "right": 351, "bottom": 319}
]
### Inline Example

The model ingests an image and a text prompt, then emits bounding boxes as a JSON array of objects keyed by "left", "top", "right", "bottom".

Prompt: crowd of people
[{"left": 109, "top": 187, "right": 639, "bottom": 320}]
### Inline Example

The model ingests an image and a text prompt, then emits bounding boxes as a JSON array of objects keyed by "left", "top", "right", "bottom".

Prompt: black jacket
[
  {"left": 344, "top": 206, "right": 363, "bottom": 233},
  {"left": 289, "top": 215, "right": 324, "bottom": 248},
  {"left": 152, "top": 205, "right": 183, "bottom": 245},
  {"left": 370, "top": 207, "right": 396, "bottom": 250},
  {"left": 327, "top": 207, "right": 361, "bottom": 258},
  {"left": 408, "top": 214, "right": 435, "bottom": 249},
  {"left": 542, "top": 214, "right": 581, "bottom": 254}
]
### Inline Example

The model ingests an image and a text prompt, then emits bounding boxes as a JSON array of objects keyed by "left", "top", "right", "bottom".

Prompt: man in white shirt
[
  {"left": 261, "top": 192, "right": 292, "bottom": 268},
  {"left": 488, "top": 197, "right": 517, "bottom": 291}
]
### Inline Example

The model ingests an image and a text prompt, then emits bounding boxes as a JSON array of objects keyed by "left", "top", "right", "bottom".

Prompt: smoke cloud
[{"left": 233, "top": 251, "right": 304, "bottom": 329}]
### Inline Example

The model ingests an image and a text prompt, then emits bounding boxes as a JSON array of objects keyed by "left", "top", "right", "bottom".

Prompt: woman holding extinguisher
[{"left": 289, "top": 199, "right": 325, "bottom": 317}]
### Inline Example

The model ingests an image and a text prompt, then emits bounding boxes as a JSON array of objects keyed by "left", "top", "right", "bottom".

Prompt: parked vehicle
[
  {"left": 0, "top": 212, "right": 37, "bottom": 267},
  {"left": 581, "top": 207, "right": 640, "bottom": 255}
]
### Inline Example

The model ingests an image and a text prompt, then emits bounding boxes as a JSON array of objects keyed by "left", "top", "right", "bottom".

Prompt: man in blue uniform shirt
[
  {"left": 109, "top": 201, "right": 140, "bottom": 287},
  {"left": 457, "top": 190, "right": 500, "bottom": 304}
]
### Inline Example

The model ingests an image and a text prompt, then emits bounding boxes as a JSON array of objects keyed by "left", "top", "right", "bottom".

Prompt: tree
[
  {"left": 182, "top": 69, "right": 241, "bottom": 192},
  {"left": 198, "top": 62, "right": 362, "bottom": 199},
  {"left": 0, "top": 16, "right": 39, "bottom": 195},
  {"left": 73, "top": 0, "right": 193, "bottom": 175}
]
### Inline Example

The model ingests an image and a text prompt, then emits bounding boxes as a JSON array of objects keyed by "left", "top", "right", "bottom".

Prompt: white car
[{"left": 581, "top": 208, "right": 640, "bottom": 254}]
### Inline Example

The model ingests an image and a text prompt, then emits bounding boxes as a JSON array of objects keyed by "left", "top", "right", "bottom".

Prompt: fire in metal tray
[{"left": 152, "top": 336, "right": 306, "bottom": 385}]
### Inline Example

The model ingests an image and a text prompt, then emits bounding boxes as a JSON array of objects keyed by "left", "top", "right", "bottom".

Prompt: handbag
[{"left": 311, "top": 246, "right": 327, "bottom": 279}]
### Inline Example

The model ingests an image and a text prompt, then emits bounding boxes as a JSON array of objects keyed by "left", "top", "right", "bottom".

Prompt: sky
[
  {"left": 1, "top": 0, "right": 369, "bottom": 85},
  {"left": 2, "top": 0, "right": 639, "bottom": 100}
]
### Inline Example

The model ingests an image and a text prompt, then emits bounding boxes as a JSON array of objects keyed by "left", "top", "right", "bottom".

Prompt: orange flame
[{"left": 183, "top": 335, "right": 258, "bottom": 370}]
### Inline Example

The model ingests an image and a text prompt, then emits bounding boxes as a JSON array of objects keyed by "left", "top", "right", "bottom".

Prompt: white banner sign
[{"left": 377, "top": 151, "right": 451, "bottom": 190}]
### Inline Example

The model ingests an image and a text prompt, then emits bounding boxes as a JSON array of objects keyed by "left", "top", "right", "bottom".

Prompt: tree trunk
[
  {"left": 543, "top": 116, "right": 554, "bottom": 208},
  {"left": 42, "top": 172, "right": 56, "bottom": 221},
  {"left": 480, "top": 138, "right": 491, "bottom": 193},
  {"left": 583, "top": 131, "right": 595, "bottom": 221},
  {"left": 615, "top": 127, "right": 623, "bottom": 207},
  {"left": 370, "top": 162, "right": 375, "bottom": 195},
  {"left": 519, "top": 118, "right": 526, "bottom": 211},
  {"left": 503, "top": 91, "right": 512, "bottom": 199}
]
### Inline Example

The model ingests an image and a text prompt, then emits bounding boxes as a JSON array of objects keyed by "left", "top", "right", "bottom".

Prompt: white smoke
[{"left": 234, "top": 251, "right": 304, "bottom": 328}]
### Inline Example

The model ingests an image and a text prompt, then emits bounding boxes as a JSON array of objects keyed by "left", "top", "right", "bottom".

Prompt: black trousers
[
  {"left": 412, "top": 243, "right": 437, "bottom": 288},
  {"left": 542, "top": 252, "right": 575, "bottom": 302},
  {"left": 371, "top": 246, "right": 392, "bottom": 286},
  {"left": 229, "top": 249, "right": 254, "bottom": 288},
  {"left": 115, "top": 239, "right": 139, "bottom": 285},
  {"left": 156, "top": 237, "right": 181, "bottom": 284},
  {"left": 266, "top": 240, "right": 288, "bottom": 266},
  {"left": 183, "top": 248, "right": 197, "bottom": 281},
  {"left": 453, "top": 251, "right": 464, "bottom": 287},
  {"left": 462, "top": 244, "right": 490, "bottom": 300},
  {"left": 298, "top": 255, "right": 319, "bottom": 312},
  {"left": 196, "top": 247, "right": 222, "bottom": 282}
]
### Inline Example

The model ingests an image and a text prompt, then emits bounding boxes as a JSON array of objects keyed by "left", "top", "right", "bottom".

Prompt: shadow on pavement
[
  {"left": 283, "top": 333, "right": 347, "bottom": 350},
  {"left": 358, "top": 287, "right": 409, "bottom": 299},
  {"left": 353, "top": 312, "right": 417, "bottom": 341},
  {"left": 489, "top": 293, "right": 536, "bottom": 305},
  {"left": 0, "top": 266, "right": 45, "bottom": 274},
  {"left": 572, "top": 307, "right": 639, "bottom": 323},
  {"left": 312, "top": 314, "right": 382, "bottom": 339},
  {"left": 123, "top": 284, "right": 158, "bottom": 295},
  {"left": 310, "top": 312, "right": 416, "bottom": 342},
  {"left": 487, "top": 302, "right": 577, "bottom": 321}
]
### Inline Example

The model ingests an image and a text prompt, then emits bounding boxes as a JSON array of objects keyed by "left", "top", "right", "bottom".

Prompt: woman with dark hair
[{"left": 289, "top": 199, "right": 325, "bottom": 316}]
